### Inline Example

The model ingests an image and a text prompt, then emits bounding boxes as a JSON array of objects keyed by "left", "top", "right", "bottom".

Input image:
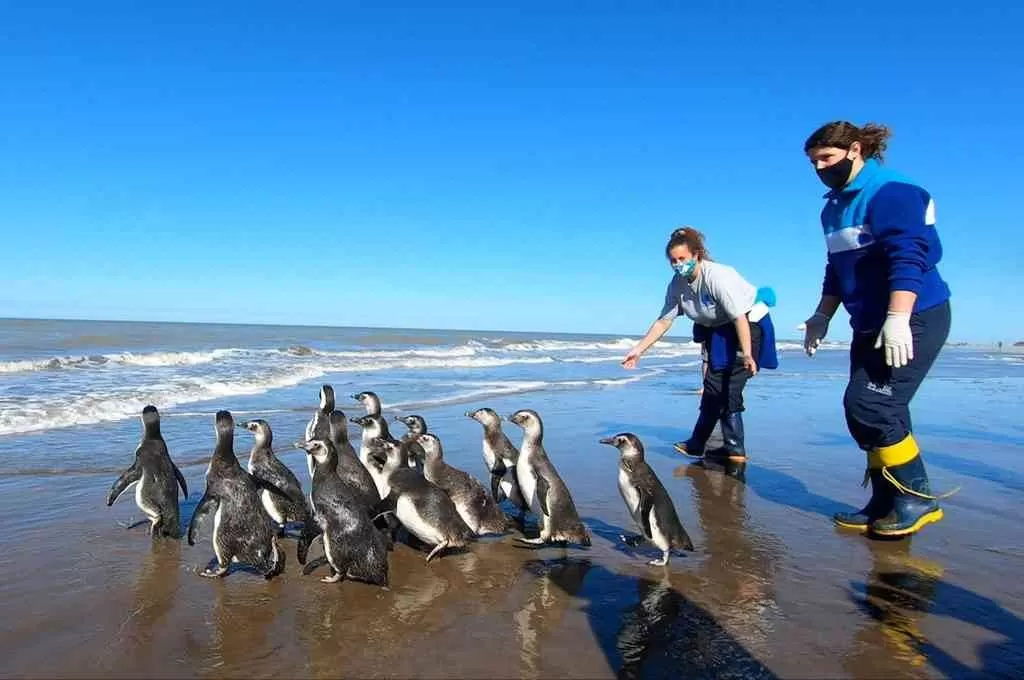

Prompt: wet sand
[{"left": 2, "top": 360, "right": 1023, "bottom": 679}]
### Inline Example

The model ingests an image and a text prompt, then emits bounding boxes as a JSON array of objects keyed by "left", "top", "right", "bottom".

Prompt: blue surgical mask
[{"left": 673, "top": 259, "right": 697, "bottom": 278}]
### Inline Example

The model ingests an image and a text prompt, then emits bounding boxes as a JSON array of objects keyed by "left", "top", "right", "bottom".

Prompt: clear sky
[{"left": 1, "top": 1, "right": 1021, "bottom": 342}]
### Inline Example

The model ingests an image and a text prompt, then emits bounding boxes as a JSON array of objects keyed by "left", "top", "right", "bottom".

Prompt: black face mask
[{"left": 816, "top": 156, "right": 854, "bottom": 191}]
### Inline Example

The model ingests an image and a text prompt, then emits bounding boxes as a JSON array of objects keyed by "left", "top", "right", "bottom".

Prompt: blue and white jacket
[{"left": 820, "top": 159, "right": 951, "bottom": 333}]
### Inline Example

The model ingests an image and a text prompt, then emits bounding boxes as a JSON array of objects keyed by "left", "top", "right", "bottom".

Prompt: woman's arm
[
  {"left": 733, "top": 313, "right": 757, "bottom": 375},
  {"left": 622, "top": 317, "right": 673, "bottom": 369}
]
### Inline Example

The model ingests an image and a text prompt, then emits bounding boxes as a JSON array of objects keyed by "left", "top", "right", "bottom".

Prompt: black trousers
[
  {"left": 844, "top": 301, "right": 951, "bottom": 450},
  {"left": 699, "top": 322, "right": 762, "bottom": 415}
]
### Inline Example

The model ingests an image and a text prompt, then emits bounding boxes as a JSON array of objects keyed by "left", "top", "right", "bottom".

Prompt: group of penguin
[{"left": 106, "top": 384, "right": 695, "bottom": 586}]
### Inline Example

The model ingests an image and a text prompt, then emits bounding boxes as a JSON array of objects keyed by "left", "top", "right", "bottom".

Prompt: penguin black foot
[
  {"left": 119, "top": 519, "right": 149, "bottom": 531},
  {"left": 619, "top": 533, "right": 645, "bottom": 548},
  {"left": 648, "top": 552, "right": 670, "bottom": 567},
  {"left": 425, "top": 540, "right": 450, "bottom": 563},
  {"left": 517, "top": 536, "right": 546, "bottom": 545},
  {"left": 321, "top": 570, "right": 343, "bottom": 584}
]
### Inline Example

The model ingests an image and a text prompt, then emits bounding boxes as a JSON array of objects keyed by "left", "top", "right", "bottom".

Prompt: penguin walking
[
  {"left": 599, "top": 433, "right": 694, "bottom": 566},
  {"left": 187, "top": 411, "right": 294, "bottom": 578},
  {"left": 417, "top": 433, "right": 511, "bottom": 536},
  {"left": 327, "top": 411, "right": 379, "bottom": 509},
  {"left": 305, "top": 384, "right": 335, "bottom": 477},
  {"left": 466, "top": 407, "right": 529, "bottom": 522},
  {"left": 239, "top": 419, "right": 315, "bottom": 562},
  {"left": 373, "top": 439, "right": 474, "bottom": 562},
  {"left": 295, "top": 440, "right": 389, "bottom": 586},
  {"left": 106, "top": 405, "right": 189, "bottom": 538},
  {"left": 508, "top": 409, "right": 591, "bottom": 547},
  {"left": 352, "top": 390, "right": 382, "bottom": 417}
]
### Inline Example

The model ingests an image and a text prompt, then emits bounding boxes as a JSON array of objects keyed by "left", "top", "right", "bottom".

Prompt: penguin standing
[
  {"left": 394, "top": 414, "right": 430, "bottom": 472},
  {"left": 417, "top": 433, "right": 511, "bottom": 536},
  {"left": 599, "top": 433, "right": 694, "bottom": 566},
  {"left": 508, "top": 409, "right": 591, "bottom": 546},
  {"left": 187, "top": 411, "right": 292, "bottom": 578},
  {"left": 295, "top": 440, "right": 389, "bottom": 586},
  {"left": 373, "top": 439, "right": 474, "bottom": 562},
  {"left": 106, "top": 405, "right": 189, "bottom": 538},
  {"left": 327, "top": 411, "right": 379, "bottom": 509},
  {"left": 352, "top": 390, "right": 382, "bottom": 417},
  {"left": 466, "top": 407, "right": 529, "bottom": 522},
  {"left": 305, "top": 384, "right": 335, "bottom": 477},
  {"left": 349, "top": 413, "right": 396, "bottom": 496},
  {"left": 238, "top": 419, "right": 315, "bottom": 561}
]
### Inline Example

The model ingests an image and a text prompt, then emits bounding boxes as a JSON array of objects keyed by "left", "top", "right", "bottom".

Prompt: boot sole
[
  {"left": 673, "top": 444, "right": 704, "bottom": 458},
  {"left": 833, "top": 518, "right": 869, "bottom": 531},
  {"left": 871, "top": 508, "right": 944, "bottom": 537}
]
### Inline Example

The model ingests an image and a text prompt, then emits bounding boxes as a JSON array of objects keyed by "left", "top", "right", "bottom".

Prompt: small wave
[{"left": 0, "top": 348, "right": 250, "bottom": 374}]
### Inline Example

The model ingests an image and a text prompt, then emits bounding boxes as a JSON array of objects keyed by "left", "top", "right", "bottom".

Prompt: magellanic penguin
[
  {"left": 238, "top": 419, "right": 315, "bottom": 562},
  {"left": 295, "top": 440, "right": 389, "bottom": 586},
  {"left": 305, "top": 384, "right": 335, "bottom": 477},
  {"left": 417, "top": 433, "right": 511, "bottom": 536},
  {"left": 106, "top": 405, "right": 189, "bottom": 538},
  {"left": 349, "top": 413, "right": 395, "bottom": 497},
  {"left": 352, "top": 390, "right": 382, "bottom": 417},
  {"left": 187, "top": 411, "right": 294, "bottom": 578},
  {"left": 466, "top": 407, "right": 529, "bottom": 521},
  {"left": 394, "top": 414, "right": 429, "bottom": 472},
  {"left": 373, "top": 439, "right": 475, "bottom": 562},
  {"left": 328, "top": 411, "right": 379, "bottom": 509},
  {"left": 508, "top": 409, "right": 591, "bottom": 547},
  {"left": 600, "top": 433, "right": 694, "bottom": 566}
]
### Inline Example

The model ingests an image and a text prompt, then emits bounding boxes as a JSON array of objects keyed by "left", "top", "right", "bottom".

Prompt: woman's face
[
  {"left": 668, "top": 244, "right": 694, "bottom": 266},
  {"left": 806, "top": 140, "right": 861, "bottom": 170}
]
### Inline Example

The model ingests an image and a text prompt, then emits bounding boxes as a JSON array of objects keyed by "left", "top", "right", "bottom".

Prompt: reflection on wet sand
[
  {"left": 516, "top": 556, "right": 593, "bottom": 679},
  {"left": 204, "top": 577, "right": 286, "bottom": 679}
]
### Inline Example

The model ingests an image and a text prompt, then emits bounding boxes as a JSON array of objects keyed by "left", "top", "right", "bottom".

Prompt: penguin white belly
[
  {"left": 617, "top": 469, "right": 642, "bottom": 530},
  {"left": 260, "top": 490, "right": 286, "bottom": 525},
  {"left": 516, "top": 462, "right": 538, "bottom": 515},
  {"left": 396, "top": 496, "right": 444, "bottom": 545},
  {"left": 370, "top": 469, "right": 389, "bottom": 500},
  {"left": 322, "top": 530, "right": 337, "bottom": 571},
  {"left": 499, "top": 478, "right": 515, "bottom": 500},
  {"left": 453, "top": 500, "right": 481, "bottom": 534},
  {"left": 135, "top": 473, "right": 159, "bottom": 520},
  {"left": 482, "top": 441, "right": 498, "bottom": 469},
  {"left": 212, "top": 505, "right": 225, "bottom": 564},
  {"left": 648, "top": 507, "right": 669, "bottom": 552}
]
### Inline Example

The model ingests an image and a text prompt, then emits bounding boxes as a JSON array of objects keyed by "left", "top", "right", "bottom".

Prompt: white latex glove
[
  {"left": 874, "top": 311, "right": 914, "bottom": 368},
  {"left": 803, "top": 312, "right": 830, "bottom": 357}
]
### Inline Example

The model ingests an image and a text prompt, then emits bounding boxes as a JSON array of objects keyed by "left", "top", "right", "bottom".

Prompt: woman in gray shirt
[{"left": 622, "top": 227, "right": 760, "bottom": 462}]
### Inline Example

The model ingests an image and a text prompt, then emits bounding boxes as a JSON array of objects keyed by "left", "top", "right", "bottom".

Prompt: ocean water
[{"left": 1, "top": 318, "right": 1023, "bottom": 678}]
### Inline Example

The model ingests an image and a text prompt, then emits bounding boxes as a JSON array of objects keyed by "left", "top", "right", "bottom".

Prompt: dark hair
[
  {"left": 665, "top": 226, "right": 710, "bottom": 261},
  {"left": 804, "top": 121, "right": 892, "bottom": 161}
]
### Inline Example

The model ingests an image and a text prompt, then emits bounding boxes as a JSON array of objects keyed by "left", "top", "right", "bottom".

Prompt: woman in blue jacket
[{"left": 802, "top": 121, "right": 952, "bottom": 538}]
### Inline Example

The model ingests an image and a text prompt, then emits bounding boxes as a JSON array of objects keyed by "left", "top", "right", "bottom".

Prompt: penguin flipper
[
  {"left": 187, "top": 493, "right": 219, "bottom": 546},
  {"left": 490, "top": 473, "right": 505, "bottom": 503},
  {"left": 106, "top": 460, "right": 143, "bottom": 506},
  {"left": 172, "top": 463, "right": 189, "bottom": 499},
  {"left": 254, "top": 476, "right": 303, "bottom": 506},
  {"left": 638, "top": 488, "right": 654, "bottom": 539},
  {"left": 534, "top": 474, "right": 551, "bottom": 517}
]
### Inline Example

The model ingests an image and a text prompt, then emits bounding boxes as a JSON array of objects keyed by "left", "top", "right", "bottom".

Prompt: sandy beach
[{"left": 0, "top": 321, "right": 1022, "bottom": 678}]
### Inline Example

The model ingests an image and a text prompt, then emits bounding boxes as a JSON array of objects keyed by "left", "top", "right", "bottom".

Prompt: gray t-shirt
[{"left": 659, "top": 260, "right": 757, "bottom": 328}]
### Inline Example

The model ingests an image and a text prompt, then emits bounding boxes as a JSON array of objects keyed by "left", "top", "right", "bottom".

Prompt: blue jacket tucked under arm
[
  {"left": 819, "top": 159, "right": 951, "bottom": 333},
  {"left": 693, "top": 314, "right": 778, "bottom": 373}
]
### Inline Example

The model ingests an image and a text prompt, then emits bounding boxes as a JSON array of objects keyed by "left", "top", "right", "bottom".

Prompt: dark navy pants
[
  {"left": 844, "top": 301, "right": 951, "bottom": 451},
  {"left": 699, "top": 322, "right": 762, "bottom": 415}
]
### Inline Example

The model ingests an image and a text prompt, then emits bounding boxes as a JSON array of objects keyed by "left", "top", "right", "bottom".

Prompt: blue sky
[{"left": 1, "top": 1, "right": 1020, "bottom": 342}]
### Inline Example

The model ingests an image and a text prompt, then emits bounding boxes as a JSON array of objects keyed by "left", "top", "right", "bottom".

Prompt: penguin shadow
[
  {"left": 521, "top": 557, "right": 778, "bottom": 680},
  {"left": 847, "top": 540, "right": 1024, "bottom": 678},
  {"left": 578, "top": 516, "right": 650, "bottom": 561},
  {"left": 202, "top": 577, "right": 285, "bottom": 676}
]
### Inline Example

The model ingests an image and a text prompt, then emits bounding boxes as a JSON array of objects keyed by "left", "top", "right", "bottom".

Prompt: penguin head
[
  {"left": 350, "top": 413, "right": 385, "bottom": 438},
  {"left": 140, "top": 405, "right": 161, "bottom": 436},
  {"left": 415, "top": 433, "right": 443, "bottom": 461},
  {"left": 319, "top": 384, "right": 336, "bottom": 412},
  {"left": 508, "top": 409, "right": 543, "bottom": 436},
  {"left": 598, "top": 433, "right": 645, "bottom": 458},
  {"left": 466, "top": 407, "right": 500, "bottom": 426},
  {"left": 352, "top": 391, "right": 382, "bottom": 415},
  {"left": 327, "top": 410, "right": 349, "bottom": 443},
  {"left": 296, "top": 439, "right": 336, "bottom": 468},
  {"left": 239, "top": 419, "right": 272, "bottom": 446},
  {"left": 395, "top": 414, "right": 426, "bottom": 435},
  {"left": 215, "top": 410, "right": 235, "bottom": 435},
  {"left": 370, "top": 439, "right": 405, "bottom": 470}
]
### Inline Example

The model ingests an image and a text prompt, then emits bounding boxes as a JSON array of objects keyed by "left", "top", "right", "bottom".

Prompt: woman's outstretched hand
[
  {"left": 621, "top": 347, "right": 642, "bottom": 369},
  {"left": 742, "top": 354, "right": 758, "bottom": 376}
]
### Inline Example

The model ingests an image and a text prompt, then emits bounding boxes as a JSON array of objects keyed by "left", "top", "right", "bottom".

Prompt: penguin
[
  {"left": 238, "top": 419, "right": 315, "bottom": 560},
  {"left": 106, "top": 405, "right": 189, "bottom": 538},
  {"left": 466, "top": 407, "right": 529, "bottom": 521},
  {"left": 417, "top": 433, "right": 511, "bottom": 536},
  {"left": 305, "top": 384, "right": 335, "bottom": 477},
  {"left": 394, "top": 414, "right": 430, "bottom": 472},
  {"left": 507, "top": 409, "right": 591, "bottom": 547},
  {"left": 295, "top": 439, "right": 389, "bottom": 586},
  {"left": 599, "top": 433, "right": 694, "bottom": 566},
  {"left": 373, "top": 439, "right": 475, "bottom": 562},
  {"left": 352, "top": 390, "right": 382, "bottom": 417},
  {"left": 327, "top": 410, "right": 379, "bottom": 509},
  {"left": 349, "top": 413, "right": 395, "bottom": 497},
  {"left": 187, "top": 410, "right": 294, "bottom": 578}
]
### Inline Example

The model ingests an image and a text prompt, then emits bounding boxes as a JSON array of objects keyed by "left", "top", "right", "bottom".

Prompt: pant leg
[{"left": 843, "top": 302, "right": 951, "bottom": 450}]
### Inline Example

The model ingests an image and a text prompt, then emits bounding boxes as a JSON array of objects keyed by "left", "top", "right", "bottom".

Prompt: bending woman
[{"left": 622, "top": 227, "right": 777, "bottom": 462}]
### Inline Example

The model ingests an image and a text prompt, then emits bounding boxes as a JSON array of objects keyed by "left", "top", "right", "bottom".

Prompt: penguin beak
[
  {"left": 292, "top": 440, "right": 309, "bottom": 451},
  {"left": 349, "top": 417, "right": 361, "bottom": 425},
  {"left": 598, "top": 436, "right": 616, "bottom": 446}
]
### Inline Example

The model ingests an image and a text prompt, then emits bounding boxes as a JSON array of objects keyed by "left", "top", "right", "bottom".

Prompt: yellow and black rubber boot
[
  {"left": 869, "top": 435, "right": 945, "bottom": 537},
  {"left": 833, "top": 453, "right": 894, "bottom": 531}
]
